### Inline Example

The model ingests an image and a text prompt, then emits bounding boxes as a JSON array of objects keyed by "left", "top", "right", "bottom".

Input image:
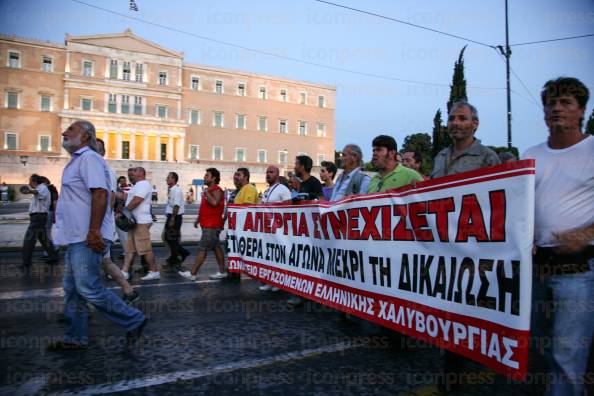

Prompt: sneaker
[
  {"left": 259, "top": 284, "right": 273, "bottom": 291},
  {"left": 121, "top": 270, "right": 129, "bottom": 280},
  {"left": 141, "top": 271, "right": 160, "bottom": 281},
  {"left": 271, "top": 286, "right": 280, "bottom": 292},
  {"left": 209, "top": 272, "right": 228, "bottom": 280},
  {"left": 126, "top": 318, "right": 148, "bottom": 345},
  {"left": 123, "top": 290, "right": 140, "bottom": 305},
  {"left": 178, "top": 271, "right": 197, "bottom": 281},
  {"left": 287, "top": 296, "right": 304, "bottom": 306}
]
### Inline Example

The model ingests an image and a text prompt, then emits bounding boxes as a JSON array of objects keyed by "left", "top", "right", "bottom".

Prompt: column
[
  {"left": 177, "top": 100, "right": 181, "bottom": 120},
  {"left": 102, "top": 133, "right": 109, "bottom": 158},
  {"left": 65, "top": 51, "right": 71, "bottom": 74},
  {"left": 130, "top": 134, "right": 136, "bottom": 160},
  {"left": 167, "top": 136, "right": 174, "bottom": 161},
  {"left": 116, "top": 133, "right": 122, "bottom": 159},
  {"left": 63, "top": 89, "right": 69, "bottom": 110},
  {"left": 142, "top": 134, "right": 148, "bottom": 160},
  {"left": 155, "top": 134, "right": 161, "bottom": 161},
  {"left": 177, "top": 136, "right": 185, "bottom": 162}
]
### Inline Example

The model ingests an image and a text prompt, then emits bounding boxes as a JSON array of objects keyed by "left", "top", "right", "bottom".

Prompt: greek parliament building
[{"left": 0, "top": 29, "right": 335, "bottom": 196}]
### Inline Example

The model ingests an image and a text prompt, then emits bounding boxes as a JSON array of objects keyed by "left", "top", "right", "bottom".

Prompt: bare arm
[
  {"left": 205, "top": 189, "right": 223, "bottom": 207},
  {"left": 126, "top": 196, "right": 144, "bottom": 211},
  {"left": 87, "top": 188, "right": 107, "bottom": 252},
  {"left": 554, "top": 223, "right": 594, "bottom": 254}
]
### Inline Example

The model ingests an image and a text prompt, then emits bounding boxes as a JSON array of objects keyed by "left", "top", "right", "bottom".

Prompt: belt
[{"left": 534, "top": 246, "right": 593, "bottom": 277}]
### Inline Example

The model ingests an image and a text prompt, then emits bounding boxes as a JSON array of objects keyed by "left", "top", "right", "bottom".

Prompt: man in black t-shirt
[{"left": 293, "top": 155, "right": 323, "bottom": 202}]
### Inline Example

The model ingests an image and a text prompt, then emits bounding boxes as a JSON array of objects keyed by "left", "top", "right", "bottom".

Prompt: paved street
[{"left": 0, "top": 244, "right": 557, "bottom": 395}]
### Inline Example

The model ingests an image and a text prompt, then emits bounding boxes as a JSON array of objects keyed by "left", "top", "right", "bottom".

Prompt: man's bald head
[{"left": 266, "top": 165, "right": 280, "bottom": 185}]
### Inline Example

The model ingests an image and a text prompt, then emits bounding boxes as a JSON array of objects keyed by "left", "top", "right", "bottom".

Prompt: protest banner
[{"left": 227, "top": 160, "right": 535, "bottom": 379}]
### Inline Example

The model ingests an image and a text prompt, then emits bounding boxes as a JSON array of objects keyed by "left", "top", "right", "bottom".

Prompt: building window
[
  {"left": 280, "top": 89, "right": 287, "bottom": 102},
  {"left": 81, "top": 98, "right": 92, "bottom": 111},
  {"left": 121, "top": 95, "right": 130, "bottom": 114},
  {"left": 317, "top": 154, "right": 325, "bottom": 166},
  {"left": 299, "top": 92, "right": 307, "bottom": 105},
  {"left": 108, "top": 94, "right": 117, "bottom": 113},
  {"left": 318, "top": 95, "right": 326, "bottom": 108},
  {"left": 189, "top": 145, "right": 199, "bottom": 160},
  {"left": 122, "top": 141, "right": 130, "bottom": 159},
  {"left": 5, "top": 133, "right": 17, "bottom": 150},
  {"left": 40, "top": 95, "right": 51, "bottom": 112},
  {"left": 237, "top": 83, "right": 246, "bottom": 96},
  {"left": 215, "top": 80, "right": 223, "bottom": 94},
  {"left": 135, "top": 63, "right": 143, "bottom": 82},
  {"left": 42, "top": 56, "right": 53, "bottom": 72},
  {"left": 83, "top": 60, "right": 93, "bottom": 77},
  {"left": 134, "top": 96, "right": 143, "bottom": 115},
  {"left": 298, "top": 121, "right": 307, "bottom": 136},
  {"left": 157, "top": 105, "right": 167, "bottom": 118},
  {"left": 257, "top": 149, "right": 267, "bottom": 163},
  {"left": 160, "top": 143, "right": 167, "bottom": 161},
  {"left": 190, "top": 109, "right": 200, "bottom": 125},
  {"left": 317, "top": 123, "right": 326, "bottom": 137},
  {"left": 235, "top": 148, "right": 246, "bottom": 162},
  {"left": 259, "top": 86, "right": 267, "bottom": 99},
  {"left": 191, "top": 77, "right": 200, "bottom": 90},
  {"left": 236, "top": 114, "right": 246, "bottom": 129},
  {"left": 8, "top": 51, "right": 20, "bottom": 68},
  {"left": 278, "top": 150, "right": 287, "bottom": 165},
  {"left": 213, "top": 146, "right": 223, "bottom": 160},
  {"left": 39, "top": 135, "right": 50, "bottom": 152},
  {"left": 109, "top": 60, "right": 118, "bottom": 79},
  {"left": 6, "top": 92, "right": 19, "bottom": 109},
  {"left": 159, "top": 71, "right": 168, "bottom": 86},
  {"left": 122, "top": 62, "right": 131, "bottom": 81},
  {"left": 258, "top": 116, "right": 267, "bottom": 132},
  {"left": 213, "top": 111, "right": 224, "bottom": 128},
  {"left": 279, "top": 119, "right": 287, "bottom": 134}
]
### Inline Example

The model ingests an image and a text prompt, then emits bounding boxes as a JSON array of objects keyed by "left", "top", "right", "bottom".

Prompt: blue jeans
[
  {"left": 63, "top": 241, "right": 145, "bottom": 345},
  {"left": 533, "top": 258, "right": 594, "bottom": 396}
]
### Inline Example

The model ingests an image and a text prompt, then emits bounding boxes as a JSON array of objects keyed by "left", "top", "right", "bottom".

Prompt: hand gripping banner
[{"left": 227, "top": 160, "right": 535, "bottom": 379}]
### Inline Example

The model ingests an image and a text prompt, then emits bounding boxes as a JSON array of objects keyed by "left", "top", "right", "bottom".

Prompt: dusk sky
[{"left": 2, "top": 0, "right": 593, "bottom": 158}]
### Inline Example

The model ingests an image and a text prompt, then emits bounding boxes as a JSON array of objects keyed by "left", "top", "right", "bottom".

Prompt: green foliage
[
  {"left": 334, "top": 150, "right": 344, "bottom": 169},
  {"left": 487, "top": 146, "right": 520, "bottom": 159},
  {"left": 447, "top": 45, "right": 468, "bottom": 114},
  {"left": 431, "top": 109, "right": 450, "bottom": 158},
  {"left": 401, "top": 132, "right": 433, "bottom": 175},
  {"left": 586, "top": 108, "right": 594, "bottom": 135},
  {"left": 362, "top": 161, "right": 377, "bottom": 172}
]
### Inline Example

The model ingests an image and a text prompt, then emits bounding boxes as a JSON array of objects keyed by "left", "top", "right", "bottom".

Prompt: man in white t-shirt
[
  {"left": 119, "top": 167, "right": 160, "bottom": 281},
  {"left": 523, "top": 77, "right": 593, "bottom": 395},
  {"left": 261, "top": 165, "right": 291, "bottom": 204},
  {"left": 163, "top": 171, "right": 190, "bottom": 270},
  {"left": 259, "top": 165, "right": 292, "bottom": 291}
]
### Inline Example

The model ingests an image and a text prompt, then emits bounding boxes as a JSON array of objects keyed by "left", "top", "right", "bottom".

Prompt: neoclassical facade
[{"left": 0, "top": 30, "right": 335, "bottom": 193}]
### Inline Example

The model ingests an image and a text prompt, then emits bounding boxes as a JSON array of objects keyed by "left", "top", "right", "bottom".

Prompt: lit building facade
[{"left": 0, "top": 30, "right": 335, "bottom": 194}]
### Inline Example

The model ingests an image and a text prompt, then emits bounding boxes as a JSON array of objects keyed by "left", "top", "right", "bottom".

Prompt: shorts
[
  {"left": 198, "top": 228, "right": 221, "bottom": 252},
  {"left": 126, "top": 223, "right": 153, "bottom": 255}
]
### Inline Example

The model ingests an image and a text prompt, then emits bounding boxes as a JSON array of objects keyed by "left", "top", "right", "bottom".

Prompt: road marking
[
  {"left": 46, "top": 342, "right": 361, "bottom": 395},
  {"left": 0, "top": 279, "right": 245, "bottom": 301}
]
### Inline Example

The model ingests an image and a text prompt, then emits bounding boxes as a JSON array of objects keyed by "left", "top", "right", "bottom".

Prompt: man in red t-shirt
[{"left": 178, "top": 168, "right": 226, "bottom": 281}]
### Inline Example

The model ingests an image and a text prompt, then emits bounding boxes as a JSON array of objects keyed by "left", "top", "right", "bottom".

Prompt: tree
[
  {"left": 402, "top": 132, "right": 433, "bottom": 174},
  {"left": 431, "top": 109, "right": 448, "bottom": 158},
  {"left": 586, "top": 108, "right": 594, "bottom": 136},
  {"left": 447, "top": 45, "right": 468, "bottom": 114}
]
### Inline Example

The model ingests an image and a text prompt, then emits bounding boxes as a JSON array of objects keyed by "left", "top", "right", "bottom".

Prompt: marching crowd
[{"left": 17, "top": 76, "right": 593, "bottom": 395}]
